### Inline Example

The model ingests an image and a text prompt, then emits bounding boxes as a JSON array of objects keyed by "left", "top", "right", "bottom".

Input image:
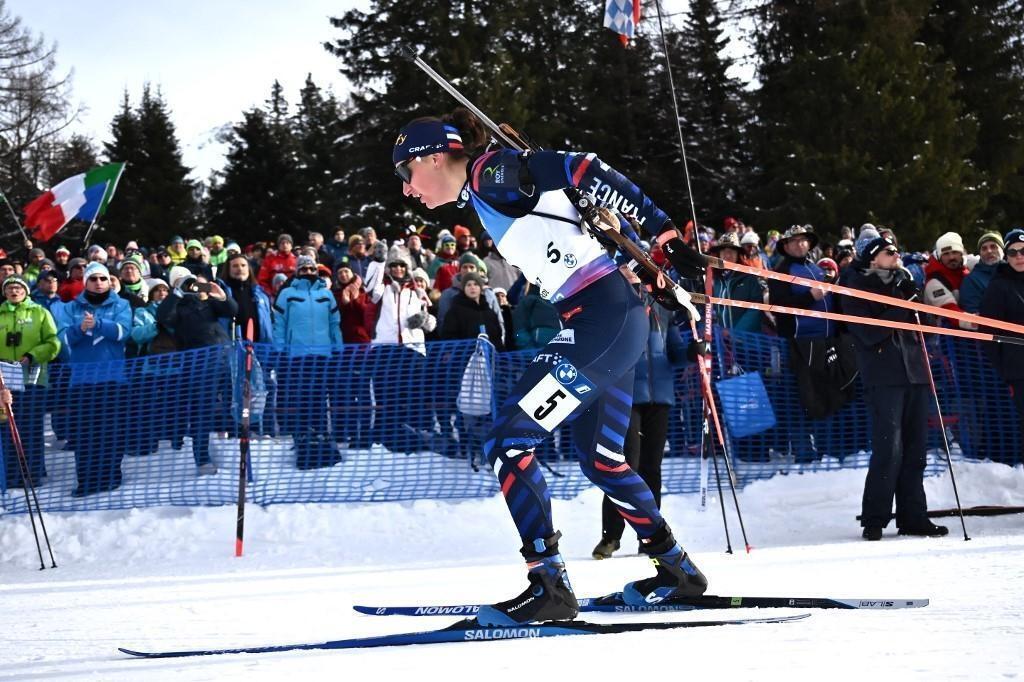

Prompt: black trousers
[
  {"left": 601, "top": 403, "right": 670, "bottom": 541},
  {"left": 860, "top": 384, "right": 930, "bottom": 529}
]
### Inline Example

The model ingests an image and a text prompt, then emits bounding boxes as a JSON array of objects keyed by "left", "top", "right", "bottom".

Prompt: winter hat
[
  {"left": 348, "top": 234, "right": 365, "bottom": 247},
  {"left": 439, "top": 235, "right": 457, "bottom": 248},
  {"left": 170, "top": 235, "right": 185, "bottom": 245},
  {"left": 740, "top": 231, "right": 760, "bottom": 246},
  {"left": 83, "top": 262, "right": 110, "bottom": 282},
  {"left": 185, "top": 239, "right": 203, "bottom": 251},
  {"left": 87, "top": 244, "right": 107, "bottom": 261},
  {"left": 55, "top": 246, "right": 71, "bottom": 256},
  {"left": 860, "top": 236, "right": 897, "bottom": 263},
  {"left": 68, "top": 257, "right": 87, "bottom": 270},
  {"left": 411, "top": 267, "right": 430, "bottom": 286},
  {"left": 118, "top": 257, "right": 143, "bottom": 276},
  {"left": 387, "top": 253, "right": 411, "bottom": 269},
  {"left": 816, "top": 257, "right": 838, "bottom": 273},
  {"left": 977, "top": 232, "right": 1004, "bottom": 251},
  {"left": 209, "top": 235, "right": 225, "bottom": 246},
  {"left": 854, "top": 226, "right": 881, "bottom": 259},
  {"left": 226, "top": 241, "right": 241, "bottom": 254},
  {"left": 37, "top": 270, "right": 59, "bottom": 283},
  {"left": 778, "top": 224, "right": 819, "bottom": 249},
  {"left": 709, "top": 232, "right": 742, "bottom": 254},
  {"left": 1004, "top": 228, "right": 1024, "bottom": 249},
  {"left": 277, "top": 233, "right": 294, "bottom": 246},
  {"left": 168, "top": 265, "right": 192, "bottom": 289},
  {"left": 145, "top": 278, "right": 169, "bottom": 292},
  {"left": 2, "top": 275, "right": 28, "bottom": 292},
  {"left": 933, "top": 232, "right": 965, "bottom": 258},
  {"left": 460, "top": 271, "right": 485, "bottom": 290},
  {"left": 295, "top": 255, "right": 317, "bottom": 271},
  {"left": 28, "top": 247, "right": 45, "bottom": 260},
  {"left": 453, "top": 225, "right": 472, "bottom": 239},
  {"left": 723, "top": 216, "right": 739, "bottom": 231},
  {"left": 459, "top": 252, "right": 484, "bottom": 269},
  {"left": 492, "top": 287, "right": 507, "bottom": 297},
  {"left": 272, "top": 273, "right": 288, "bottom": 290}
]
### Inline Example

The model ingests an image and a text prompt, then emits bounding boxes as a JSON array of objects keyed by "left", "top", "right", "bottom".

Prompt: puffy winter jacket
[
  {"left": 632, "top": 292, "right": 688, "bottom": 405},
  {"left": 712, "top": 271, "right": 764, "bottom": 333},
  {"left": 272, "top": 278, "right": 342, "bottom": 357},
  {"left": 52, "top": 291, "right": 132, "bottom": 384},
  {"left": 157, "top": 292, "right": 237, "bottom": 350},
  {"left": 368, "top": 275, "right": 435, "bottom": 355},
  {"left": 767, "top": 256, "right": 835, "bottom": 339},
  {"left": 257, "top": 250, "right": 297, "bottom": 295},
  {"left": 441, "top": 292, "right": 504, "bottom": 350},
  {"left": 0, "top": 299, "right": 61, "bottom": 386},
  {"left": 979, "top": 262, "right": 1024, "bottom": 383}
]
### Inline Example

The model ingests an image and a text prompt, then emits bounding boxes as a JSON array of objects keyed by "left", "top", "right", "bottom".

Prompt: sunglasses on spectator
[
  {"left": 882, "top": 248, "right": 899, "bottom": 256},
  {"left": 1007, "top": 247, "right": 1024, "bottom": 258},
  {"left": 87, "top": 276, "right": 109, "bottom": 282},
  {"left": 297, "top": 266, "right": 318, "bottom": 273}
]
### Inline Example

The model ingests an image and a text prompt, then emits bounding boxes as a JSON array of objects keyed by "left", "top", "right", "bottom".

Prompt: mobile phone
[{"left": 194, "top": 282, "right": 213, "bottom": 293}]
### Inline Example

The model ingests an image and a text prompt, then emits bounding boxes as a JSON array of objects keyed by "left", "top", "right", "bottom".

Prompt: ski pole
[
  {"left": 0, "top": 373, "right": 56, "bottom": 568},
  {"left": 913, "top": 313, "right": 970, "bottom": 541},
  {"left": 235, "top": 319, "right": 255, "bottom": 557}
]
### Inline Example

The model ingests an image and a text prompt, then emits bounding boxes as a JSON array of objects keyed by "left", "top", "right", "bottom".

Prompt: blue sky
[{"left": 9, "top": 0, "right": 366, "bottom": 180}]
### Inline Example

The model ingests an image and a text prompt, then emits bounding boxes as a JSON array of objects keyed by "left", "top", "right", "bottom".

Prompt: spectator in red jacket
[
  {"left": 334, "top": 264, "right": 376, "bottom": 344},
  {"left": 58, "top": 258, "right": 87, "bottom": 302},
  {"left": 257, "top": 233, "right": 297, "bottom": 295}
]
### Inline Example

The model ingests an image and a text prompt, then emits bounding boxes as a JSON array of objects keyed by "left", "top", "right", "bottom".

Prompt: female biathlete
[{"left": 392, "top": 108, "right": 708, "bottom": 626}]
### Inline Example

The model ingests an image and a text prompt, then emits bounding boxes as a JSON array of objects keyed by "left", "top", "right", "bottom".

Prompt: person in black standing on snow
[
  {"left": 980, "top": 228, "right": 1024, "bottom": 461},
  {"left": 392, "top": 108, "right": 708, "bottom": 625},
  {"left": 844, "top": 236, "right": 948, "bottom": 541}
]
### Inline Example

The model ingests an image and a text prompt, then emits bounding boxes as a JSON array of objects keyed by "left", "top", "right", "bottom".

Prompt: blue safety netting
[{"left": 0, "top": 328, "right": 1020, "bottom": 515}]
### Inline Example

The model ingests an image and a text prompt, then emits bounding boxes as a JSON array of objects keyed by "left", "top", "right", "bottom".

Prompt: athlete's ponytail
[{"left": 443, "top": 107, "right": 488, "bottom": 158}]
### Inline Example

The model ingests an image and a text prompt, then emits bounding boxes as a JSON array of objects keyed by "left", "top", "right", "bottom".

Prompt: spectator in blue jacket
[
  {"left": 960, "top": 232, "right": 1003, "bottom": 315},
  {"left": 592, "top": 264, "right": 696, "bottom": 559},
  {"left": 52, "top": 262, "right": 132, "bottom": 496},
  {"left": 30, "top": 270, "right": 61, "bottom": 311},
  {"left": 273, "top": 255, "right": 343, "bottom": 469},
  {"left": 709, "top": 232, "right": 765, "bottom": 333}
]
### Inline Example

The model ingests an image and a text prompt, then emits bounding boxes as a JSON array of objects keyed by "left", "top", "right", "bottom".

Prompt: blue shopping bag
[{"left": 714, "top": 371, "right": 776, "bottom": 438}]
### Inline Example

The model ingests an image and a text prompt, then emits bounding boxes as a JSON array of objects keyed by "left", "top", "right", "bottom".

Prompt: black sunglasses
[
  {"left": 395, "top": 158, "right": 415, "bottom": 184},
  {"left": 1006, "top": 246, "right": 1024, "bottom": 258},
  {"left": 87, "top": 276, "right": 109, "bottom": 282},
  {"left": 297, "top": 266, "right": 318, "bottom": 273}
]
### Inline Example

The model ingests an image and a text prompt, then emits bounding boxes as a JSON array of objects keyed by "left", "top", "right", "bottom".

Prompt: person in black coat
[
  {"left": 843, "top": 236, "right": 948, "bottom": 541},
  {"left": 979, "top": 228, "right": 1024, "bottom": 460},
  {"left": 157, "top": 273, "right": 238, "bottom": 474},
  {"left": 440, "top": 272, "right": 504, "bottom": 350}
]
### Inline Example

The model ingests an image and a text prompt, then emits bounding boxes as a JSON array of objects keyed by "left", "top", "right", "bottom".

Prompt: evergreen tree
[
  {"left": 293, "top": 75, "right": 350, "bottom": 234},
  {"left": 100, "top": 86, "right": 197, "bottom": 246},
  {"left": 43, "top": 134, "right": 99, "bottom": 187},
  {"left": 205, "top": 82, "right": 308, "bottom": 241},
  {"left": 749, "top": 0, "right": 984, "bottom": 248},
  {"left": 921, "top": 0, "right": 1024, "bottom": 230}
]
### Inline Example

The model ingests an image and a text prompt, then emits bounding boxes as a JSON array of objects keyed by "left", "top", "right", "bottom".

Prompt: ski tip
[
  {"left": 119, "top": 647, "right": 148, "bottom": 658},
  {"left": 352, "top": 605, "right": 378, "bottom": 615}
]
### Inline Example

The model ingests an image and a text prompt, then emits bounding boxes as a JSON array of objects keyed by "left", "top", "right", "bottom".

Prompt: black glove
[
  {"left": 661, "top": 238, "right": 708, "bottom": 279},
  {"left": 893, "top": 271, "right": 919, "bottom": 300},
  {"left": 686, "top": 340, "right": 709, "bottom": 362}
]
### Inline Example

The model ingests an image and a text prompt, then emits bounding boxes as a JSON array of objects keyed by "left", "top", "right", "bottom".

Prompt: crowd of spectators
[{"left": 0, "top": 216, "right": 1021, "bottom": 513}]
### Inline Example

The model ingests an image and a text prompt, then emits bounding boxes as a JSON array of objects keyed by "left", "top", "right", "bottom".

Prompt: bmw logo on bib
[
  {"left": 563, "top": 253, "right": 577, "bottom": 268},
  {"left": 555, "top": 362, "right": 578, "bottom": 384}
]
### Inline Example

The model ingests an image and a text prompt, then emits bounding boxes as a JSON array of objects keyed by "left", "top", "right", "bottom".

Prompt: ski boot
[
  {"left": 477, "top": 532, "right": 580, "bottom": 626},
  {"left": 622, "top": 524, "right": 708, "bottom": 606}
]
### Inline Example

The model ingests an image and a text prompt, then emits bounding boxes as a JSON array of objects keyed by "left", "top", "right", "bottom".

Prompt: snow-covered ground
[{"left": 2, "top": 461, "right": 1023, "bottom": 681}]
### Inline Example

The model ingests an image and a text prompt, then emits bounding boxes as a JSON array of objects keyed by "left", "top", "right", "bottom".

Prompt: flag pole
[{"left": 0, "top": 189, "right": 30, "bottom": 243}]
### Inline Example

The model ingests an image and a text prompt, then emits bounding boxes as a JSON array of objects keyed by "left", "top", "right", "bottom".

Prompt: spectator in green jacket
[{"left": 0, "top": 275, "right": 60, "bottom": 488}]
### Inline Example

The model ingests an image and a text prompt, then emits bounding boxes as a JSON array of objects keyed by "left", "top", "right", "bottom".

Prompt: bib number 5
[{"left": 518, "top": 374, "right": 582, "bottom": 431}]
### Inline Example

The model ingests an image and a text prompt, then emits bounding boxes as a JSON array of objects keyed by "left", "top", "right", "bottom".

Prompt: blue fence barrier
[{"left": 1, "top": 328, "right": 1020, "bottom": 515}]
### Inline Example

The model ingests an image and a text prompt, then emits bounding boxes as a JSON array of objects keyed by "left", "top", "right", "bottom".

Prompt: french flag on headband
[
  {"left": 604, "top": 0, "right": 641, "bottom": 47},
  {"left": 444, "top": 125, "right": 463, "bottom": 150},
  {"left": 22, "top": 162, "right": 126, "bottom": 243}
]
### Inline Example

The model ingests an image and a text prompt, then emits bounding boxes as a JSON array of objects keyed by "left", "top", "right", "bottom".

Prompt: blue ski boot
[
  {"left": 622, "top": 524, "right": 708, "bottom": 606},
  {"left": 477, "top": 532, "right": 580, "bottom": 626}
]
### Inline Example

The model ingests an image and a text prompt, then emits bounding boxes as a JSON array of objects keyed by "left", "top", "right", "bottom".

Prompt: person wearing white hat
[
  {"left": 51, "top": 261, "right": 133, "bottom": 496},
  {"left": 923, "top": 231, "right": 968, "bottom": 313},
  {"left": 739, "top": 230, "right": 767, "bottom": 270}
]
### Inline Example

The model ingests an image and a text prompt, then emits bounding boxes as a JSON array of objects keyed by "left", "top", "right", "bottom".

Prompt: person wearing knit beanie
[{"left": 961, "top": 231, "right": 1007, "bottom": 314}]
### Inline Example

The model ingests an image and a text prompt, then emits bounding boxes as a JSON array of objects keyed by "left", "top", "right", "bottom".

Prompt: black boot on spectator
[
  {"left": 897, "top": 522, "right": 948, "bottom": 537},
  {"left": 862, "top": 527, "right": 883, "bottom": 541}
]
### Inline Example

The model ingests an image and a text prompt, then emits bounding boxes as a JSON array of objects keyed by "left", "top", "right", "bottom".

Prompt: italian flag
[{"left": 22, "top": 162, "right": 126, "bottom": 243}]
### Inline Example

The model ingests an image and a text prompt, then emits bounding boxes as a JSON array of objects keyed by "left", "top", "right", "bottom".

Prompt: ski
[
  {"left": 353, "top": 593, "right": 928, "bottom": 616},
  {"left": 118, "top": 613, "right": 807, "bottom": 658}
]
